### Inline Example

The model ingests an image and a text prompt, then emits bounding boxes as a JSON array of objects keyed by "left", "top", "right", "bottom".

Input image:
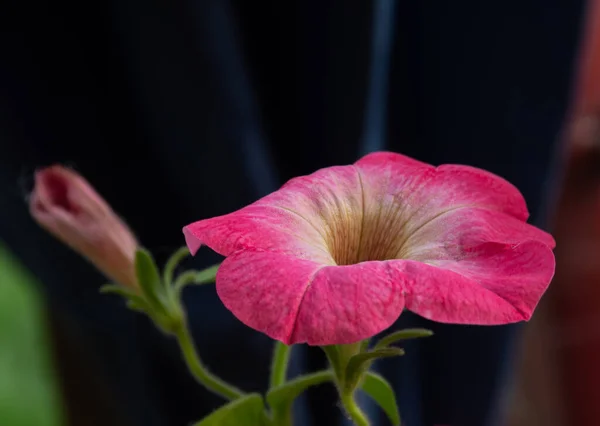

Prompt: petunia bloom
[
  {"left": 30, "top": 165, "right": 139, "bottom": 288},
  {"left": 183, "top": 152, "right": 556, "bottom": 345}
]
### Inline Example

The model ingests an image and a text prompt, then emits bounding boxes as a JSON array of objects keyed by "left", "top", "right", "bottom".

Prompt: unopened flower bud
[{"left": 29, "top": 165, "right": 138, "bottom": 288}]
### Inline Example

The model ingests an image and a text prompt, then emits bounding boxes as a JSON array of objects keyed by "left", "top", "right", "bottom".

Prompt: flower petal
[
  {"left": 355, "top": 154, "right": 530, "bottom": 235},
  {"left": 410, "top": 164, "right": 530, "bottom": 221},
  {"left": 355, "top": 151, "right": 432, "bottom": 170},
  {"left": 400, "top": 240, "right": 555, "bottom": 323},
  {"left": 183, "top": 165, "right": 365, "bottom": 264},
  {"left": 183, "top": 204, "right": 331, "bottom": 262},
  {"left": 216, "top": 250, "right": 324, "bottom": 344},
  {"left": 290, "top": 260, "right": 406, "bottom": 345},
  {"left": 216, "top": 250, "right": 406, "bottom": 345},
  {"left": 396, "top": 206, "right": 555, "bottom": 322},
  {"left": 403, "top": 207, "right": 555, "bottom": 263}
]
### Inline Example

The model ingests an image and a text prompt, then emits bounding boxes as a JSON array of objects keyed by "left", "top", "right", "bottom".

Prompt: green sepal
[
  {"left": 134, "top": 248, "right": 166, "bottom": 311},
  {"left": 374, "top": 328, "right": 433, "bottom": 350},
  {"left": 361, "top": 372, "right": 401, "bottom": 426},
  {"left": 125, "top": 297, "right": 151, "bottom": 313},
  {"left": 100, "top": 284, "right": 149, "bottom": 312},
  {"left": 193, "top": 394, "right": 266, "bottom": 426},
  {"left": 344, "top": 348, "right": 404, "bottom": 391},
  {"left": 99, "top": 284, "right": 138, "bottom": 298}
]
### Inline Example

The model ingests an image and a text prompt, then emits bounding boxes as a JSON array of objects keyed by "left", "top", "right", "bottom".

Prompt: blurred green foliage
[{"left": 0, "top": 245, "right": 65, "bottom": 426}]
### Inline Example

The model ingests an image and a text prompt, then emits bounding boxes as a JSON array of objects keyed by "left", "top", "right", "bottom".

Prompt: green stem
[
  {"left": 270, "top": 341, "right": 291, "bottom": 388},
  {"left": 341, "top": 391, "right": 370, "bottom": 426},
  {"left": 174, "top": 322, "right": 244, "bottom": 401},
  {"left": 322, "top": 345, "right": 342, "bottom": 381},
  {"left": 323, "top": 343, "right": 371, "bottom": 426},
  {"left": 163, "top": 246, "right": 191, "bottom": 285},
  {"left": 271, "top": 406, "right": 293, "bottom": 426}
]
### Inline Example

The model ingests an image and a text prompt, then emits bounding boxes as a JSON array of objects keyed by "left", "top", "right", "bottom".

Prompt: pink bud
[{"left": 29, "top": 165, "right": 138, "bottom": 288}]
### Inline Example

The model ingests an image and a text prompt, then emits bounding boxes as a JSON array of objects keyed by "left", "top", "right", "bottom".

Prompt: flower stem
[
  {"left": 270, "top": 341, "right": 291, "bottom": 388},
  {"left": 174, "top": 322, "right": 244, "bottom": 401},
  {"left": 163, "top": 246, "right": 191, "bottom": 286},
  {"left": 341, "top": 391, "right": 371, "bottom": 426},
  {"left": 323, "top": 343, "right": 371, "bottom": 426},
  {"left": 271, "top": 406, "right": 293, "bottom": 426}
]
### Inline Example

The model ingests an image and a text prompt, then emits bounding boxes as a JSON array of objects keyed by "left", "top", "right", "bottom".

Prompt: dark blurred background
[{"left": 1, "top": 0, "right": 600, "bottom": 425}]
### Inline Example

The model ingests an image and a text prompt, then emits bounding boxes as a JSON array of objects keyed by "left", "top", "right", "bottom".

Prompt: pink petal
[
  {"left": 403, "top": 207, "right": 556, "bottom": 263},
  {"left": 216, "top": 250, "right": 324, "bottom": 344},
  {"left": 290, "top": 260, "right": 405, "bottom": 344},
  {"left": 183, "top": 204, "right": 331, "bottom": 262},
  {"left": 412, "top": 164, "right": 530, "bottom": 221},
  {"left": 355, "top": 153, "right": 529, "bottom": 224},
  {"left": 183, "top": 165, "right": 365, "bottom": 264},
  {"left": 216, "top": 250, "right": 405, "bottom": 345},
  {"left": 400, "top": 240, "right": 555, "bottom": 323},
  {"left": 355, "top": 151, "right": 433, "bottom": 170},
  {"left": 396, "top": 207, "right": 555, "bottom": 322}
]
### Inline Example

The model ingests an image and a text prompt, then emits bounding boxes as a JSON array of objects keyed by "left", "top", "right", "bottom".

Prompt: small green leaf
[
  {"left": 361, "top": 372, "right": 401, "bottom": 426},
  {"left": 193, "top": 394, "right": 265, "bottom": 426},
  {"left": 374, "top": 328, "right": 433, "bottom": 350},
  {"left": 126, "top": 297, "right": 150, "bottom": 313},
  {"left": 100, "top": 284, "right": 150, "bottom": 311},
  {"left": 99, "top": 284, "right": 138, "bottom": 298},
  {"left": 345, "top": 348, "right": 404, "bottom": 391},
  {"left": 135, "top": 248, "right": 165, "bottom": 310},
  {"left": 266, "top": 370, "right": 333, "bottom": 408}
]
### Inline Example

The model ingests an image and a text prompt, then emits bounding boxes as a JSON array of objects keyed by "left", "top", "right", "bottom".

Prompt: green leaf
[
  {"left": 134, "top": 248, "right": 165, "bottom": 310},
  {"left": 345, "top": 348, "right": 404, "bottom": 391},
  {"left": 374, "top": 328, "right": 433, "bottom": 350},
  {"left": 361, "top": 372, "right": 401, "bottom": 426},
  {"left": 99, "top": 284, "right": 138, "bottom": 298},
  {"left": 125, "top": 297, "right": 151, "bottom": 313},
  {"left": 100, "top": 284, "right": 150, "bottom": 313},
  {"left": 266, "top": 370, "right": 333, "bottom": 408},
  {"left": 193, "top": 394, "right": 265, "bottom": 426}
]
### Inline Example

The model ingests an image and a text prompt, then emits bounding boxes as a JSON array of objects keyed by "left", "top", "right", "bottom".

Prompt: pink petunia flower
[
  {"left": 183, "top": 152, "right": 556, "bottom": 345},
  {"left": 30, "top": 165, "right": 139, "bottom": 289}
]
